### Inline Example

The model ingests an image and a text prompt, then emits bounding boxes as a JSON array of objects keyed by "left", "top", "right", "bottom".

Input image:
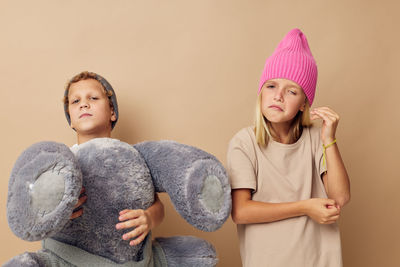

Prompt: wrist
[
  {"left": 298, "top": 199, "right": 309, "bottom": 216},
  {"left": 144, "top": 210, "right": 153, "bottom": 230},
  {"left": 323, "top": 137, "right": 336, "bottom": 146}
]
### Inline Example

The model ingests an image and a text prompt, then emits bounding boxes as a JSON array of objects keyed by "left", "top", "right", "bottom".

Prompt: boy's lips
[{"left": 79, "top": 113, "right": 92, "bottom": 118}]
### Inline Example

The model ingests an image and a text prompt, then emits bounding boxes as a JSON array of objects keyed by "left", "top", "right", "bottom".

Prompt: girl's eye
[
  {"left": 71, "top": 99, "right": 79, "bottom": 104},
  {"left": 90, "top": 97, "right": 98, "bottom": 100},
  {"left": 266, "top": 85, "right": 275, "bottom": 89},
  {"left": 288, "top": 90, "right": 297, "bottom": 95}
]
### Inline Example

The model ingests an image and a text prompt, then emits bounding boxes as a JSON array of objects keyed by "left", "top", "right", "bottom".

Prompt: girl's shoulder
[
  {"left": 304, "top": 125, "right": 323, "bottom": 152},
  {"left": 229, "top": 126, "right": 256, "bottom": 146},
  {"left": 306, "top": 125, "right": 321, "bottom": 138},
  {"left": 227, "top": 126, "right": 258, "bottom": 163}
]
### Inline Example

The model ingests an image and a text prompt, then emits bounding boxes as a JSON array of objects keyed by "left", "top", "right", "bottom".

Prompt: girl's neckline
[{"left": 265, "top": 127, "right": 307, "bottom": 149}]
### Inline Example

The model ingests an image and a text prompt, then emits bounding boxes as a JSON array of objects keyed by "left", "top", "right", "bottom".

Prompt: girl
[{"left": 228, "top": 29, "right": 350, "bottom": 267}]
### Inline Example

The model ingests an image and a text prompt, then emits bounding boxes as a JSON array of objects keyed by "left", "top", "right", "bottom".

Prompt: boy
[{"left": 64, "top": 71, "right": 164, "bottom": 246}]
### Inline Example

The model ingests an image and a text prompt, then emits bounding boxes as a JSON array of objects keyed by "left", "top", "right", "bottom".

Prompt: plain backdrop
[{"left": 1, "top": 1, "right": 400, "bottom": 266}]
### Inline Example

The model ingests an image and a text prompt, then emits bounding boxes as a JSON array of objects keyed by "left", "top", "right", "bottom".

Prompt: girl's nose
[{"left": 273, "top": 89, "right": 284, "bottom": 102}]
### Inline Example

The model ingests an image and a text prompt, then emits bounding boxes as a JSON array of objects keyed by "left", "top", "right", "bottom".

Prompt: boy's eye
[
  {"left": 71, "top": 99, "right": 79, "bottom": 104},
  {"left": 90, "top": 97, "right": 99, "bottom": 100}
]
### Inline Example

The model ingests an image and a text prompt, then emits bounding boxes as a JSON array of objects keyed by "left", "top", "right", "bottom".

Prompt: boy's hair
[
  {"left": 254, "top": 93, "right": 312, "bottom": 147},
  {"left": 63, "top": 71, "right": 119, "bottom": 129}
]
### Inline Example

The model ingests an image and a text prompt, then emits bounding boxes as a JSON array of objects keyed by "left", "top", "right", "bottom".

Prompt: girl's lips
[
  {"left": 269, "top": 105, "right": 283, "bottom": 111},
  {"left": 79, "top": 113, "right": 92, "bottom": 118}
]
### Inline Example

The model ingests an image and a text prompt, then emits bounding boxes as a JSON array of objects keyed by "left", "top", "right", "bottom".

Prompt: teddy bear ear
[{"left": 7, "top": 142, "right": 82, "bottom": 241}]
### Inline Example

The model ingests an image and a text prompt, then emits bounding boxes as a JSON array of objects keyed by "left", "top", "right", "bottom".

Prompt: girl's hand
[
  {"left": 310, "top": 107, "right": 340, "bottom": 145},
  {"left": 303, "top": 198, "right": 340, "bottom": 224},
  {"left": 116, "top": 209, "right": 152, "bottom": 246},
  {"left": 70, "top": 187, "right": 87, "bottom": 219}
]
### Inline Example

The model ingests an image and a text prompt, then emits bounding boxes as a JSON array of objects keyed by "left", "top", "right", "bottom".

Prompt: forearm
[
  {"left": 232, "top": 189, "right": 307, "bottom": 224},
  {"left": 324, "top": 143, "right": 351, "bottom": 207},
  {"left": 233, "top": 200, "right": 307, "bottom": 224},
  {"left": 145, "top": 194, "right": 164, "bottom": 229}
]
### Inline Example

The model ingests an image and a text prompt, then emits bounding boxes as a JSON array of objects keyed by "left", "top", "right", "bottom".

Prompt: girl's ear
[{"left": 299, "top": 101, "right": 306, "bottom": 112}]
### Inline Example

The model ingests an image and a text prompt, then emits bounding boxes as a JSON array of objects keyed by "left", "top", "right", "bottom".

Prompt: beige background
[{"left": 1, "top": 0, "right": 399, "bottom": 266}]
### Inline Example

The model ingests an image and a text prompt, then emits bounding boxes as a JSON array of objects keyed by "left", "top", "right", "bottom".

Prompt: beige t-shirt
[{"left": 227, "top": 126, "right": 342, "bottom": 267}]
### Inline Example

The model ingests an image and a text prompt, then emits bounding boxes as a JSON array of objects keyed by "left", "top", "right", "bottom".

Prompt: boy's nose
[{"left": 79, "top": 102, "right": 89, "bottom": 109}]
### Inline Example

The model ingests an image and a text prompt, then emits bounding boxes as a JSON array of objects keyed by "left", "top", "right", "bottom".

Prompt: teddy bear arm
[
  {"left": 3, "top": 253, "right": 41, "bottom": 267},
  {"left": 7, "top": 142, "right": 82, "bottom": 241},
  {"left": 133, "top": 141, "right": 231, "bottom": 232}
]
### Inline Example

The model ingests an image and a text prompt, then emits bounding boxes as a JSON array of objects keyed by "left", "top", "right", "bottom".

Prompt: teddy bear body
[
  {"left": 54, "top": 139, "right": 154, "bottom": 263},
  {"left": 6, "top": 138, "right": 231, "bottom": 266}
]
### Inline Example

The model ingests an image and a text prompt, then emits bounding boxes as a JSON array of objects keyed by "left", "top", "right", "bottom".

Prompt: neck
[
  {"left": 77, "top": 130, "right": 112, "bottom": 145},
  {"left": 268, "top": 121, "right": 292, "bottom": 144}
]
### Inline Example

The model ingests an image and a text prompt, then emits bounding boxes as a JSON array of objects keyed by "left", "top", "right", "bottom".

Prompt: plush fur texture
[
  {"left": 6, "top": 138, "right": 231, "bottom": 266},
  {"left": 134, "top": 141, "right": 231, "bottom": 231},
  {"left": 155, "top": 236, "right": 218, "bottom": 267},
  {"left": 7, "top": 142, "right": 82, "bottom": 241},
  {"left": 53, "top": 139, "right": 154, "bottom": 263}
]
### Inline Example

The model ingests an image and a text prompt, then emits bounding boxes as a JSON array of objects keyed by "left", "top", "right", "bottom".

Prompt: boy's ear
[{"left": 110, "top": 109, "right": 117, "bottom": 122}]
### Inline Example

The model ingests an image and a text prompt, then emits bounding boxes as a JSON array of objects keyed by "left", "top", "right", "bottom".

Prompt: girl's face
[
  {"left": 68, "top": 79, "right": 116, "bottom": 136},
  {"left": 261, "top": 78, "right": 306, "bottom": 125}
]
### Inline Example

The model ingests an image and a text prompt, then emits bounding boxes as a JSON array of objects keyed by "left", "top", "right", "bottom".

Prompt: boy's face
[{"left": 68, "top": 79, "right": 116, "bottom": 136}]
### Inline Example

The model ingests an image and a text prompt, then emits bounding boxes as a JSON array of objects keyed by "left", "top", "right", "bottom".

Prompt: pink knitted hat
[{"left": 258, "top": 28, "right": 318, "bottom": 105}]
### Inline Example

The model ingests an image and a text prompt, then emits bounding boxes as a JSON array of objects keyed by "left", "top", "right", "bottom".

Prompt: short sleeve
[
  {"left": 311, "top": 127, "right": 327, "bottom": 177},
  {"left": 227, "top": 129, "right": 257, "bottom": 191}
]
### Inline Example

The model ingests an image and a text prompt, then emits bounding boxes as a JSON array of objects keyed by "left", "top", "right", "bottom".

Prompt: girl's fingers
[
  {"left": 312, "top": 108, "right": 339, "bottom": 121},
  {"left": 329, "top": 215, "right": 340, "bottom": 221},
  {"left": 312, "top": 106, "right": 337, "bottom": 114},
  {"left": 317, "top": 107, "right": 339, "bottom": 117},
  {"left": 312, "top": 109, "right": 334, "bottom": 122},
  {"left": 324, "top": 214, "right": 340, "bottom": 224},
  {"left": 325, "top": 198, "right": 336, "bottom": 206},
  {"left": 324, "top": 220, "right": 338, "bottom": 225},
  {"left": 310, "top": 113, "right": 322, "bottom": 121}
]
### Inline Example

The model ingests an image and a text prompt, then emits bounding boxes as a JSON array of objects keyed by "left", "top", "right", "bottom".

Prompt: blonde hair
[
  {"left": 63, "top": 71, "right": 113, "bottom": 108},
  {"left": 255, "top": 92, "right": 312, "bottom": 147}
]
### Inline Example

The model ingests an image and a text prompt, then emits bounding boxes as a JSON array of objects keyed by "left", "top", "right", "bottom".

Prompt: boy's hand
[
  {"left": 303, "top": 198, "right": 340, "bottom": 224},
  {"left": 310, "top": 107, "right": 340, "bottom": 145},
  {"left": 116, "top": 209, "right": 152, "bottom": 246},
  {"left": 70, "top": 187, "right": 87, "bottom": 219}
]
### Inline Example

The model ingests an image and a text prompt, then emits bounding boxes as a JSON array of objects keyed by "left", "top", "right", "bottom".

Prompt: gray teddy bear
[{"left": 5, "top": 137, "right": 231, "bottom": 266}]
